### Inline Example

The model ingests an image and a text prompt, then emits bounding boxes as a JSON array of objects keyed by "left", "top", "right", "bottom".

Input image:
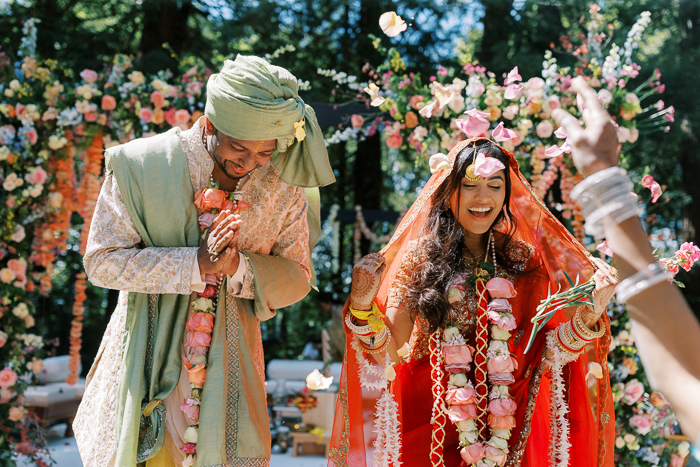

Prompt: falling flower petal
[
  {"left": 473, "top": 153, "right": 506, "bottom": 178},
  {"left": 379, "top": 11, "right": 408, "bottom": 37},
  {"left": 419, "top": 100, "right": 438, "bottom": 118},
  {"left": 466, "top": 108, "right": 491, "bottom": 118},
  {"left": 504, "top": 66, "right": 522, "bottom": 86},
  {"left": 491, "top": 122, "right": 517, "bottom": 142},
  {"left": 596, "top": 240, "right": 613, "bottom": 257},
  {"left": 385, "top": 364, "right": 396, "bottom": 381},
  {"left": 544, "top": 145, "right": 564, "bottom": 158},
  {"left": 363, "top": 83, "right": 385, "bottom": 107},
  {"left": 504, "top": 84, "right": 523, "bottom": 100},
  {"left": 397, "top": 342, "right": 411, "bottom": 358},
  {"left": 554, "top": 127, "right": 568, "bottom": 139},
  {"left": 429, "top": 152, "right": 451, "bottom": 174},
  {"left": 586, "top": 362, "right": 604, "bottom": 379},
  {"left": 455, "top": 117, "right": 490, "bottom": 137},
  {"left": 642, "top": 175, "right": 663, "bottom": 203},
  {"left": 306, "top": 369, "right": 333, "bottom": 390}
]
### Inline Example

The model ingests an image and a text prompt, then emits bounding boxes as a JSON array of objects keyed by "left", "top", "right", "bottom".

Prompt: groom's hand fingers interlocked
[{"left": 198, "top": 209, "right": 243, "bottom": 275}]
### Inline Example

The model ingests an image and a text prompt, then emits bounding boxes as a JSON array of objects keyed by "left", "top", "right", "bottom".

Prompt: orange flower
[
  {"left": 185, "top": 361, "right": 207, "bottom": 386},
  {"left": 186, "top": 313, "right": 214, "bottom": 333},
  {"left": 152, "top": 108, "right": 165, "bottom": 125},
  {"left": 487, "top": 414, "right": 516, "bottom": 430},
  {"left": 194, "top": 188, "right": 229, "bottom": 211},
  {"left": 404, "top": 111, "right": 419, "bottom": 128}
]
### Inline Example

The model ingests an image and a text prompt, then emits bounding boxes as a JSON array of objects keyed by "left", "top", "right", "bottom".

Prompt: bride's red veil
[{"left": 328, "top": 138, "right": 615, "bottom": 467}]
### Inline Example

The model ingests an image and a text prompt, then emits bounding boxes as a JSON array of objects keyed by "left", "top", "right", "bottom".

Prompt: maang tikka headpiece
[{"left": 464, "top": 141, "right": 481, "bottom": 182}]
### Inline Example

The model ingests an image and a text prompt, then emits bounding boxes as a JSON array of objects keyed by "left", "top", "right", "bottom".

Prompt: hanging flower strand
[{"left": 179, "top": 185, "right": 242, "bottom": 466}]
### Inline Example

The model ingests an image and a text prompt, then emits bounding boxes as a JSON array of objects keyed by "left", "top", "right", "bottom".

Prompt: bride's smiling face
[{"left": 450, "top": 170, "right": 507, "bottom": 235}]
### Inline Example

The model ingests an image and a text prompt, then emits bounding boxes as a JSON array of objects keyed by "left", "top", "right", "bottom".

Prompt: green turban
[{"left": 205, "top": 55, "right": 335, "bottom": 188}]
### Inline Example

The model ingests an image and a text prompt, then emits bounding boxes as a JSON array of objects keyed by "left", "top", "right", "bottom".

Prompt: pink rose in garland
[
  {"left": 194, "top": 188, "right": 230, "bottom": 211},
  {"left": 460, "top": 443, "right": 485, "bottom": 464},
  {"left": 484, "top": 446, "right": 507, "bottom": 467},
  {"left": 486, "top": 355, "right": 517, "bottom": 374},
  {"left": 486, "top": 278, "right": 517, "bottom": 298},
  {"left": 446, "top": 386, "right": 476, "bottom": 405},
  {"left": 487, "top": 414, "right": 516, "bottom": 430},
  {"left": 443, "top": 345, "right": 473, "bottom": 366},
  {"left": 446, "top": 403, "right": 477, "bottom": 422},
  {"left": 186, "top": 313, "right": 214, "bottom": 333},
  {"left": 186, "top": 331, "right": 212, "bottom": 348},
  {"left": 488, "top": 398, "right": 517, "bottom": 416},
  {"left": 180, "top": 397, "right": 200, "bottom": 422},
  {"left": 641, "top": 175, "right": 662, "bottom": 203}
]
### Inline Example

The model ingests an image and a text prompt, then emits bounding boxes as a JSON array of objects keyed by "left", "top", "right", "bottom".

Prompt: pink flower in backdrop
[
  {"left": 385, "top": 132, "right": 403, "bottom": 148},
  {"left": 641, "top": 175, "right": 663, "bottom": 203},
  {"left": 460, "top": 443, "right": 485, "bottom": 464},
  {"left": 675, "top": 251, "right": 694, "bottom": 272},
  {"left": 629, "top": 414, "right": 653, "bottom": 435},
  {"left": 351, "top": 114, "right": 364, "bottom": 128},
  {"left": 139, "top": 107, "right": 153, "bottom": 123},
  {"left": 26, "top": 167, "right": 47, "bottom": 185},
  {"left": 622, "top": 379, "right": 645, "bottom": 405},
  {"left": 536, "top": 120, "right": 554, "bottom": 138},
  {"left": 80, "top": 69, "right": 98, "bottom": 83},
  {"left": 175, "top": 109, "right": 191, "bottom": 126},
  {"left": 409, "top": 95, "right": 425, "bottom": 109},
  {"left": 150, "top": 90, "right": 165, "bottom": 108},
  {"left": 101, "top": 95, "right": 116, "bottom": 111},
  {"left": 661, "top": 258, "right": 679, "bottom": 275},
  {"left": 0, "top": 368, "right": 18, "bottom": 388},
  {"left": 680, "top": 242, "right": 700, "bottom": 262}
]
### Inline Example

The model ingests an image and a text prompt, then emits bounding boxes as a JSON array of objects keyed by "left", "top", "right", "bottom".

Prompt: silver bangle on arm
[
  {"left": 615, "top": 262, "right": 673, "bottom": 304},
  {"left": 570, "top": 167, "right": 643, "bottom": 239}
]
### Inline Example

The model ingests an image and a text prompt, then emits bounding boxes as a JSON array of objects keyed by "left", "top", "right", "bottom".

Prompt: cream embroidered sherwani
[{"left": 74, "top": 118, "right": 311, "bottom": 467}]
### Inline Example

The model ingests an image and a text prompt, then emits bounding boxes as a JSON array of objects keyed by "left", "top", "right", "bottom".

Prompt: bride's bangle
[{"left": 616, "top": 262, "right": 673, "bottom": 303}]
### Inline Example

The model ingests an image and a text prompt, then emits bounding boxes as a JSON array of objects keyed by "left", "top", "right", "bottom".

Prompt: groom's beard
[{"left": 211, "top": 149, "right": 254, "bottom": 181}]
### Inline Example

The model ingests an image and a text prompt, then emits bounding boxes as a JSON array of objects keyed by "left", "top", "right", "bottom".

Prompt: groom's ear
[{"left": 204, "top": 117, "right": 216, "bottom": 136}]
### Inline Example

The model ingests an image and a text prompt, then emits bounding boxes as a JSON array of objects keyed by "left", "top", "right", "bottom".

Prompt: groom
[{"left": 73, "top": 55, "right": 334, "bottom": 467}]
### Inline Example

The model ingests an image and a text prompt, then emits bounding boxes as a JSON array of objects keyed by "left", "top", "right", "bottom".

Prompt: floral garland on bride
[
  {"left": 439, "top": 272, "right": 519, "bottom": 467},
  {"left": 179, "top": 186, "right": 240, "bottom": 467}
]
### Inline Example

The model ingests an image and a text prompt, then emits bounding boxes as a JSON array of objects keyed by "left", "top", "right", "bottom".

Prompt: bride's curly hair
[{"left": 403, "top": 141, "right": 520, "bottom": 333}]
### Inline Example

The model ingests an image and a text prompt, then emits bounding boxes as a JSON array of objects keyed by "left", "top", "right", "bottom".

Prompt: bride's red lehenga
[{"left": 328, "top": 138, "right": 615, "bottom": 467}]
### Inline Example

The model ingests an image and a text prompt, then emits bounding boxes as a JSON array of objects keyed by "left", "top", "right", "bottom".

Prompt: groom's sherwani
[{"left": 74, "top": 118, "right": 313, "bottom": 467}]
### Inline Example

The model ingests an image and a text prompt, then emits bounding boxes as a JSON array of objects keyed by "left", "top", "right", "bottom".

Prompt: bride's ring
[{"left": 208, "top": 248, "right": 221, "bottom": 257}]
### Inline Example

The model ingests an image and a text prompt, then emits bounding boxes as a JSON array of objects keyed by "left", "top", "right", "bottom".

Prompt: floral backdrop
[{"left": 0, "top": 6, "right": 693, "bottom": 467}]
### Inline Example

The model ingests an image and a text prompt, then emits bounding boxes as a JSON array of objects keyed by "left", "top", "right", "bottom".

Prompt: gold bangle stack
[
  {"left": 360, "top": 327, "right": 392, "bottom": 354},
  {"left": 556, "top": 307, "right": 605, "bottom": 355}
]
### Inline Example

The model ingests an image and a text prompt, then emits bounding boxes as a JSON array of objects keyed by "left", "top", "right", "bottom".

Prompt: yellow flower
[{"left": 294, "top": 120, "right": 306, "bottom": 142}]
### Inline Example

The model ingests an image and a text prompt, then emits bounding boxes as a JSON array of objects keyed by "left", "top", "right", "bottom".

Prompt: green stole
[
  {"left": 108, "top": 128, "right": 199, "bottom": 466},
  {"left": 108, "top": 128, "right": 319, "bottom": 466}
]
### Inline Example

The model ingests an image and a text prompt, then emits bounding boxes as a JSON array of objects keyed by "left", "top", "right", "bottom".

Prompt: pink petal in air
[
  {"left": 456, "top": 117, "right": 490, "bottom": 137},
  {"left": 466, "top": 108, "right": 491, "bottom": 118},
  {"left": 642, "top": 175, "right": 663, "bottom": 203},
  {"left": 473, "top": 152, "right": 506, "bottom": 178},
  {"left": 491, "top": 122, "right": 517, "bottom": 142},
  {"left": 543, "top": 140, "right": 571, "bottom": 158},
  {"left": 504, "top": 84, "right": 523, "bottom": 100},
  {"left": 596, "top": 240, "right": 614, "bottom": 257},
  {"left": 504, "top": 66, "right": 522, "bottom": 86},
  {"left": 554, "top": 127, "right": 568, "bottom": 139}
]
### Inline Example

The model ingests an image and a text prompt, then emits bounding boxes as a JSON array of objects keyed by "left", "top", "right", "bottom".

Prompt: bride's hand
[
  {"left": 350, "top": 253, "right": 386, "bottom": 311},
  {"left": 585, "top": 257, "right": 619, "bottom": 325}
]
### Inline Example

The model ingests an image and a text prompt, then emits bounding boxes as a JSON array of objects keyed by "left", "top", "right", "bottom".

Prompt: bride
[{"left": 328, "top": 137, "right": 617, "bottom": 467}]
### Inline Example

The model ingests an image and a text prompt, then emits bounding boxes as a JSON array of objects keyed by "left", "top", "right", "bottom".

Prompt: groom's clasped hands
[{"left": 197, "top": 202, "right": 250, "bottom": 276}]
